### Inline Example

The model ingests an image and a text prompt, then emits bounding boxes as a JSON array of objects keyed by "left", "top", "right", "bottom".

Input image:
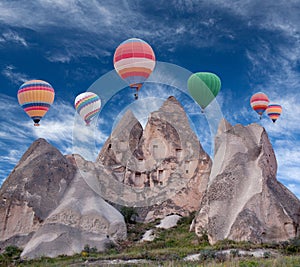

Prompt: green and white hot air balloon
[{"left": 187, "top": 72, "right": 221, "bottom": 111}]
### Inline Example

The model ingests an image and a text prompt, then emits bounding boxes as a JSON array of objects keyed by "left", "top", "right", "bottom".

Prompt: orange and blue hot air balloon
[
  {"left": 17, "top": 80, "right": 55, "bottom": 126},
  {"left": 266, "top": 104, "right": 282, "bottom": 123},
  {"left": 113, "top": 38, "right": 156, "bottom": 100},
  {"left": 250, "top": 92, "right": 269, "bottom": 119}
]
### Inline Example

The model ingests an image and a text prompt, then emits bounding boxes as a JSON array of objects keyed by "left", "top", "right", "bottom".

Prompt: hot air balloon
[
  {"left": 17, "top": 80, "right": 55, "bottom": 126},
  {"left": 113, "top": 38, "right": 156, "bottom": 100},
  {"left": 250, "top": 92, "right": 269, "bottom": 119},
  {"left": 74, "top": 92, "right": 101, "bottom": 125},
  {"left": 266, "top": 104, "right": 282, "bottom": 123},
  {"left": 187, "top": 72, "right": 221, "bottom": 111}
]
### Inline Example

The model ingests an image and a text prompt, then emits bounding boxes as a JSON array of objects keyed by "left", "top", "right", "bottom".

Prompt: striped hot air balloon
[
  {"left": 74, "top": 92, "right": 101, "bottom": 126},
  {"left": 113, "top": 38, "right": 156, "bottom": 100},
  {"left": 250, "top": 92, "right": 269, "bottom": 119},
  {"left": 266, "top": 104, "right": 282, "bottom": 123},
  {"left": 17, "top": 80, "right": 55, "bottom": 126}
]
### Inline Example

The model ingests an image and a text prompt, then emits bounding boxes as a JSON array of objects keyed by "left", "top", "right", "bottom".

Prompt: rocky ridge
[
  {"left": 97, "top": 96, "right": 211, "bottom": 220},
  {"left": 0, "top": 96, "right": 299, "bottom": 258},
  {"left": 192, "top": 119, "right": 300, "bottom": 244}
]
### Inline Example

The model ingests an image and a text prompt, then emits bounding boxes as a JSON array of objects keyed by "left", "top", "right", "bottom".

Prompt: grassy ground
[{"left": 1, "top": 214, "right": 300, "bottom": 266}]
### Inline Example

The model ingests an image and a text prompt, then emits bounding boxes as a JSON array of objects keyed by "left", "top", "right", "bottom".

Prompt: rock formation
[
  {"left": 1, "top": 96, "right": 299, "bottom": 258},
  {"left": 97, "top": 96, "right": 212, "bottom": 221},
  {"left": 0, "top": 139, "right": 127, "bottom": 258},
  {"left": 0, "top": 138, "right": 76, "bottom": 249},
  {"left": 192, "top": 119, "right": 300, "bottom": 244},
  {"left": 21, "top": 155, "right": 126, "bottom": 259}
]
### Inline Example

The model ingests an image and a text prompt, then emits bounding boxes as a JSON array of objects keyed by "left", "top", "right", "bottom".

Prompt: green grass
[{"left": 2, "top": 214, "right": 300, "bottom": 266}]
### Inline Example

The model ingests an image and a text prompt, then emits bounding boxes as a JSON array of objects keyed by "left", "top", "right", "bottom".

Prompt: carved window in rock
[
  {"left": 185, "top": 161, "right": 189, "bottom": 174},
  {"left": 158, "top": 170, "right": 164, "bottom": 180},
  {"left": 135, "top": 172, "right": 141, "bottom": 179},
  {"left": 151, "top": 139, "right": 167, "bottom": 159},
  {"left": 152, "top": 144, "right": 158, "bottom": 158},
  {"left": 176, "top": 148, "right": 182, "bottom": 160},
  {"left": 108, "top": 144, "right": 112, "bottom": 150}
]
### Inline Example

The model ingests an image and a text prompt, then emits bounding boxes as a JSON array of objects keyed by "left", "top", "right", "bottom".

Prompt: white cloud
[
  {"left": 0, "top": 149, "right": 24, "bottom": 165},
  {"left": 0, "top": 94, "right": 109, "bottom": 183},
  {"left": 2, "top": 31, "right": 28, "bottom": 47},
  {"left": 0, "top": 1, "right": 244, "bottom": 62},
  {"left": 46, "top": 54, "right": 71, "bottom": 63},
  {"left": 2, "top": 65, "right": 29, "bottom": 85}
]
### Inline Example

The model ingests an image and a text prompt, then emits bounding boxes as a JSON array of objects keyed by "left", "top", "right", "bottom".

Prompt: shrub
[
  {"left": 197, "top": 231, "right": 209, "bottom": 245},
  {"left": 177, "top": 211, "right": 196, "bottom": 225},
  {"left": 198, "top": 249, "right": 216, "bottom": 262},
  {"left": 120, "top": 206, "right": 138, "bottom": 224},
  {"left": 81, "top": 251, "right": 88, "bottom": 257},
  {"left": 215, "top": 252, "right": 227, "bottom": 263},
  {"left": 4, "top": 245, "right": 22, "bottom": 258},
  {"left": 214, "top": 238, "right": 238, "bottom": 250},
  {"left": 83, "top": 244, "right": 90, "bottom": 253},
  {"left": 230, "top": 249, "right": 240, "bottom": 258},
  {"left": 263, "top": 251, "right": 271, "bottom": 258}
]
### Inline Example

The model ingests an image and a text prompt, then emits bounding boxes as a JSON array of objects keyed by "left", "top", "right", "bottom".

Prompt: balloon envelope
[
  {"left": 187, "top": 72, "right": 221, "bottom": 110},
  {"left": 266, "top": 104, "right": 282, "bottom": 123},
  {"left": 17, "top": 80, "right": 55, "bottom": 126},
  {"left": 250, "top": 92, "right": 269, "bottom": 118},
  {"left": 113, "top": 38, "right": 156, "bottom": 87},
  {"left": 75, "top": 92, "right": 101, "bottom": 125}
]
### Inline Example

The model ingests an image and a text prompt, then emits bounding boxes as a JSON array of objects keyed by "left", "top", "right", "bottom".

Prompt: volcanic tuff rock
[
  {"left": 192, "top": 119, "right": 300, "bottom": 244},
  {"left": 21, "top": 155, "right": 126, "bottom": 259},
  {"left": 0, "top": 138, "right": 76, "bottom": 249},
  {"left": 0, "top": 139, "right": 127, "bottom": 258},
  {"left": 97, "top": 96, "right": 212, "bottom": 221}
]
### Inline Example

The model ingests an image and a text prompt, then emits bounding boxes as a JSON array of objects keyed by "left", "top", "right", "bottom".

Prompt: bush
[
  {"left": 120, "top": 206, "right": 138, "bottom": 224},
  {"left": 83, "top": 244, "right": 90, "bottom": 253},
  {"left": 177, "top": 212, "right": 196, "bottom": 225},
  {"left": 90, "top": 246, "right": 98, "bottom": 253},
  {"left": 230, "top": 249, "right": 240, "bottom": 258},
  {"left": 197, "top": 231, "right": 209, "bottom": 245},
  {"left": 215, "top": 252, "right": 227, "bottom": 263},
  {"left": 4, "top": 245, "right": 22, "bottom": 258},
  {"left": 285, "top": 238, "right": 300, "bottom": 254},
  {"left": 214, "top": 239, "right": 237, "bottom": 250},
  {"left": 198, "top": 249, "right": 216, "bottom": 262}
]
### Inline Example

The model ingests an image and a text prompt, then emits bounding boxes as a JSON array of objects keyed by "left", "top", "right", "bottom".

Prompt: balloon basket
[{"left": 34, "top": 123, "right": 40, "bottom": 127}]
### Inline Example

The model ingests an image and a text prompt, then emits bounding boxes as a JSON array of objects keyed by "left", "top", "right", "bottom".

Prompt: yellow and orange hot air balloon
[
  {"left": 17, "top": 80, "right": 55, "bottom": 126},
  {"left": 113, "top": 38, "right": 156, "bottom": 100}
]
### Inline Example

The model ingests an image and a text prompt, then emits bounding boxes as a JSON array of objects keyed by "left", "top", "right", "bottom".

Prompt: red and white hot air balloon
[
  {"left": 250, "top": 92, "right": 269, "bottom": 119},
  {"left": 113, "top": 38, "right": 156, "bottom": 100}
]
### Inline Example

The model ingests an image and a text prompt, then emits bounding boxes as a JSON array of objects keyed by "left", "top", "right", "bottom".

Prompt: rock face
[
  {"left": 0, "top": 138, "right": 76, "bottom": 249},
  {"left": 21, "top": 155, "right": 126, "bottom": 259},
  {"left": 192, "top": 119, "right": 300, "bottom": 244},
  {"left": 0, "top": 139, "right": 127, "bottom": 259},
  {"left": 2, "top": 96, "right": 299, "bottom": 257},
  {"left": 97, "top": 96, "right": 212, "bottom": 221}
]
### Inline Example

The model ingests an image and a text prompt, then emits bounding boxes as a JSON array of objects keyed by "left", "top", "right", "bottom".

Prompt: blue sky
[{"left": 0, "top": 1, "right": 299, "bottom": 198}]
